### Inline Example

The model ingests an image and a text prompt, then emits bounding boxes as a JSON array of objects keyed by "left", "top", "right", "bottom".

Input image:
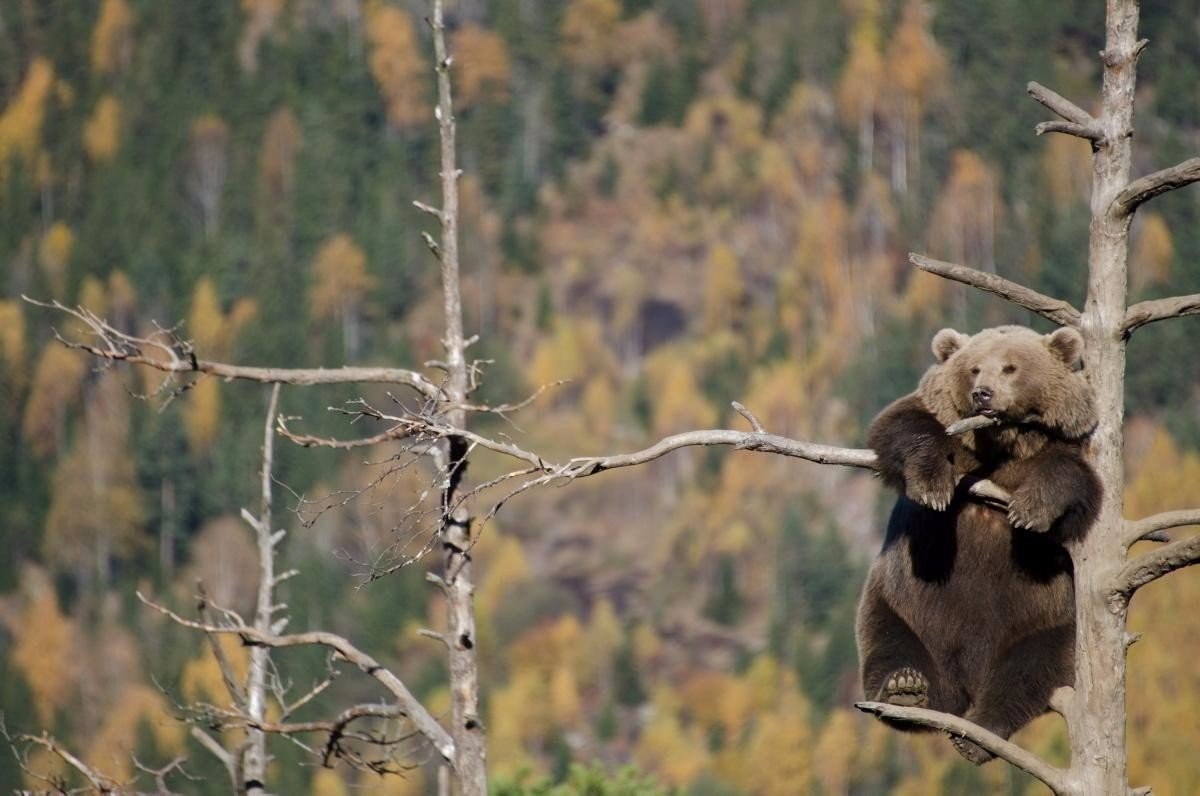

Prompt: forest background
[{"left": 1, "top": 0, "right": 1199, "bottom": 793}]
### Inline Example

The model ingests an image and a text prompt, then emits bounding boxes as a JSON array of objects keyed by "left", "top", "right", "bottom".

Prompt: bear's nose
[{"left": 972, "top": 387, "right": 993, "bottom": 406}]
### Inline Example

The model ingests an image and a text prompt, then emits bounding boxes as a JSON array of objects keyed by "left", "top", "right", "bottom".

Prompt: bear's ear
[
  {"left": 1046, "top": 327, "right": 1085, "bottom": 370},
  {"left": 931, "top": 328, "right": 969, "bottom": 363}
]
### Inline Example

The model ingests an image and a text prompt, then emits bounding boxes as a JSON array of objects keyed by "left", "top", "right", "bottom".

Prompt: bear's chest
[{"left": 880, "top": 502, "right": 1074, "bottom": 646}]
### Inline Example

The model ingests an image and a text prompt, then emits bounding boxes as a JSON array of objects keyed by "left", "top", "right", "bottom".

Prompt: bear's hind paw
[
  {"left": 950, "top": 735, "right": 995, "bottom": 765},
  {"left": 881, "top": 667, "right": 929, "bottom": 708}
]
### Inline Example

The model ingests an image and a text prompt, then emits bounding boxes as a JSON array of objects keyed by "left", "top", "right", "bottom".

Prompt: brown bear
[{"left": 856, "top": 325, "right": 1101, "bottom": 764}]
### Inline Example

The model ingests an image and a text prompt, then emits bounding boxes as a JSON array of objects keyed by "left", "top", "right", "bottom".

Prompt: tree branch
[
  {"left": 15, "top": 732, "right": 124, "bottom": 793},
  {"left": 558, "top": 430, "right": 877, "bottom": 476},
  {"left": 137, "top": 592, "right": 456, "bottom": 764},
  {"left": 1035, "top": 120, "right": 1105, "bottom": 145},
  {"left": 1123, "top": 509, "right": 1200, "bottom": 548},
  {"left": 1122, "top": 294, "right": 1200, "bottom": 336},
  {"left": 23, "top": 297, "right": 442, "bottom": 397},
  {"left": 1027, "top": 81, "right": 1096, "bottom": 127},
  {"left": 855, "top": 702, "right": 1068, "bottom": 793},
  {"left": 909, "top": 254, "right": 1082, "bottom": 326},
  {"left": 1113, "top": 158, "right": 1200, "bottom": 217},
  {"left": 1113, "top": 533, "right": 1200, "bottom": 604}
]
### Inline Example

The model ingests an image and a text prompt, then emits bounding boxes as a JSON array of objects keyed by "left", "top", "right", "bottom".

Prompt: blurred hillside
[{"left": 2, "top": 0, "right": 1200, "bottom": 793}]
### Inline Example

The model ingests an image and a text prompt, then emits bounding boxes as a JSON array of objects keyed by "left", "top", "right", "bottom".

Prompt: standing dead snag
[{"left": 423, "top": 1, "right": 488, "bottom": 791}]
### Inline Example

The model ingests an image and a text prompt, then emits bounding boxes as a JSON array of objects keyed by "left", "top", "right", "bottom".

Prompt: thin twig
[
  {"left": 14, "top": 732, "right": 124, "bottom": 793},
  {"left": 137, "top": 592, "right": 457, "bottom": 763}
]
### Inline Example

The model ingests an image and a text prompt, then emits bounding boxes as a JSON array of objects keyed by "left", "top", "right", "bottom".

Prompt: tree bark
[
  {"left": 430, "top": 1, "right": 486, "bottom": 792},
  {"left": 1067, "top": 2, "right": 1140, "bottom": 792}
]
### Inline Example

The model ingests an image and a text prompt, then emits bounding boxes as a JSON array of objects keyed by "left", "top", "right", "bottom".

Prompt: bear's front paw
[
  {"left": 904, "top": 456, "right": 956, "bottom": 512},
  {"left": 880, "top": 667, "right": 929, "bottom": 708},
  {"left": 1006, "top": 485, "right": 1060, "bottom": 533},
  {"left": 950, "top": 735, "right": 995, "bottom": 765}
]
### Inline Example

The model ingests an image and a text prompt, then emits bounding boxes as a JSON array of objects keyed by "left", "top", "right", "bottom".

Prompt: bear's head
[{"left": 917, "top": 325, "right": 1097, "bottom": 443}]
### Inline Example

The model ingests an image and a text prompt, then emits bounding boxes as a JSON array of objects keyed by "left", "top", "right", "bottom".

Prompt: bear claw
[
  {"left": 881, "top": 667, "right": 929, "bottom": 707},
  {"left": 950, "top": 735, "right": 995, "bottom": 765}
]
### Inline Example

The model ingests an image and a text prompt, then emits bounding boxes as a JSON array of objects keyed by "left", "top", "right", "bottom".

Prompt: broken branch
[
  {"left": 1027, "top": 81, "right": 1096, "bottom": 127},
  {"left": 909, "top": 254, "right": 1082, "bottom": 327}
]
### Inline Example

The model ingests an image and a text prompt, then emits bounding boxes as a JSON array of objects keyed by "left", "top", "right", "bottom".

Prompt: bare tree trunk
[
  {"left": 242, "top": 384, "right": 281, "bottom": 794},
  {"left": 429, "top": 2, "right": 487, "bottom": 792},
  {"left": 1067, "top": 1, "right": 1139, "bottom": 791}
]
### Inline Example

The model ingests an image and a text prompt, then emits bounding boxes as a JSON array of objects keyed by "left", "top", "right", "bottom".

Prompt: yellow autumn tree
[
  {"left": 180, "top": 633, "right": 250, "bottom": 706},
  {"left": 882, "top": 0, "right": 947, "bottom": 194},
  {"left": 43, "top": 372, "right": 145, "bottom": 580},
  {"left": 309, "top": 233, "right": 374, "bottom": 358},
  {"left": 91, "top": 0, "right": 134, "bottom": 74},
  {"left": 582, "top": 598, "right": 623, "bottom": 691},
  {"left": 453, "top": 24, "right": 511, "bottom": 108},
  {"left": 645, "top": 346, "right": 717, "bottom": 437},
  {"left": 186, "top": 115, "right": 231, "bottom": 237},
  {"left": 488, "top": 669, "right": 550, "bottom": 778},
  {"left": 311, "top": 769, "right": 351, "bottom": 796},
  {"left": 527, "top": 316, "right": 616, "bottom": 397},
  {"left": 837, "top": 3, "right": 883, "bottom": 171},
  {"left": 814, "top": 708, "right": 859, "bottom": 794},
  {"left": 365, "top": 4, "right": 426, "bottom": 129},
  {"left": 1130, "top": 212, "right": 1173, "bottom": 293},
  {"left": 39, "top": 222, "right": 74, "bottom": 297},
  {"left": 0, "top": 57, "right": 55, "bottom": 184},
  {"left": 729, "top": 683, "right": 813, "bottom": 795},
  {"left": 560, "top": 0, "right": 622, "bottom": 72},
  {"left": 184, "top": 279, "right": 224, "bottom": 453},
  {"left": 180, "top": 278, "right": 256, "bottom": 452},
  {"left": 188, "top": 277, "right": 226, "bottom": 354},
  {"left": 22, "top": 343, "right": 87, "bottom": 458},
  {"left": 549, "top": 664, "right": 584, "bottom": 727},
  {"left": 258, "top": 106, "right": 303, "bottom": 228},
  {"left": 8, "top": 565, "right": 77, "bottom": 725},
  {"left": 86, "top": 685, "right": 184, "bottom": 783},
  {"left": 239, "top": 0, "right": 286, "bottom": 74},
  {"left": 1042, "top": 132, "right": 1092, "bottom": 207},
  {"left": 0, "top": 300, "right": 26, "bottom": 368},
  {"left": 702, "top": 244, "right": 746, "bottom": 333},
  {"left": 83, "top": 94, "right": 121, "bottom": 164},
  {"left": 922, "top": 149, "right": 1003, "bottom": 307},
  {"left": 108, "top": 269, "right": 138, "bottom": 326},
  {"left": 634, "top": 687, "right": 711, "bottom": 786}
]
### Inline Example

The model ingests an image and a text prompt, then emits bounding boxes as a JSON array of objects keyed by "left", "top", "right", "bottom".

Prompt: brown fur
[{"left": 857, "top": 325, "right": 1101, "bottom": 764}]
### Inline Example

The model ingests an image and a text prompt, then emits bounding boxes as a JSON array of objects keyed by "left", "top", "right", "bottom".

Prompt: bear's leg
[
  {"left": 858, "top": 588, "right": 956, "bottom": 728},
  {"left": 952, "top": 624, "right": 1074, "bottom": 765}
]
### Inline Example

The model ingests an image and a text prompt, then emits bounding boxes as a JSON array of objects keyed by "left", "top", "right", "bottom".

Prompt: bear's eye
[
  {"left": 1002, "top": 364, "right": 1017, "bottom": 374},
  {"left": 970, "top": 366, "right": 981, "bottom": 376}
]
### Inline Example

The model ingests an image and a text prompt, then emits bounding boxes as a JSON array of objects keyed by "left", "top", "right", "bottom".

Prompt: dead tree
[{"left": 27, "top": 1, "right": 486, "bottom": 792}]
